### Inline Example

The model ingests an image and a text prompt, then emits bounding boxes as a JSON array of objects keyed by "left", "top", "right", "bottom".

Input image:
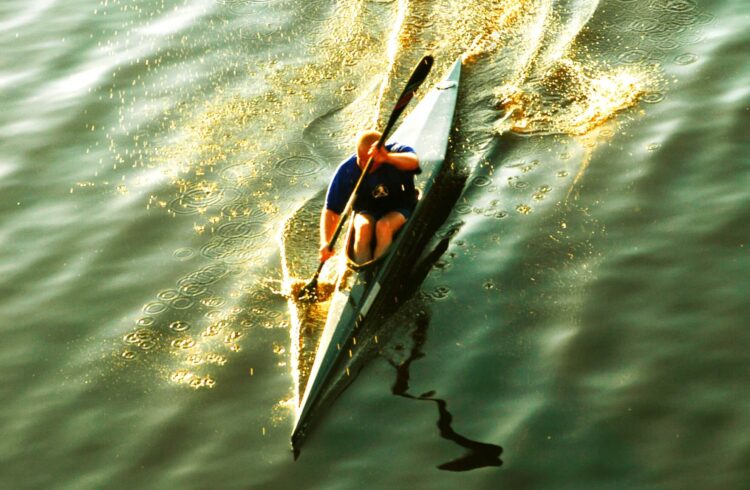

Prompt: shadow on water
[
  {"left": 387, "top": 309, "right": 504, "bottom": 472},
  {"left": 385, "top": 232, "right": 504, "bottom": 472}
]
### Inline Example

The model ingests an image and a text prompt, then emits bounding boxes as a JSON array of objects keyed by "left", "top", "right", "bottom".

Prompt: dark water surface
[{"left": 1, "top": 0, "right": 748, "bottom": 488}]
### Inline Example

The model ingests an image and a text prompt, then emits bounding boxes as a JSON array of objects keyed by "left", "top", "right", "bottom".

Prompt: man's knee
[
  {"left": 354, "top": 214, "right": 374, "bottom": 238},
  {"left": 375, "top": 219, "right": 393, "bottom": 240}
]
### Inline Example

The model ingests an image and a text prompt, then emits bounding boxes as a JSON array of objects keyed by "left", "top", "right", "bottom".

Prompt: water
[{"left": 1, "top": 0, "right": 748, "bottom": 488}]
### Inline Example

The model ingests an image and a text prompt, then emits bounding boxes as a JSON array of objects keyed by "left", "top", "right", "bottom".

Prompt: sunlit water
[{"left": 1, "top": 0, "right": 748, "bottom": 488}]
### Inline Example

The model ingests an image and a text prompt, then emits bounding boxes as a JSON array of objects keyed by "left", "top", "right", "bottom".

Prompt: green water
[{"left": 1, "top": 0, "right": 748, "bottom": 488}]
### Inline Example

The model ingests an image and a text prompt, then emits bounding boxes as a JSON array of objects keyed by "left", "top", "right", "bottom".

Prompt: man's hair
[{"left": 356, "top": 130, "right": 381, "bottom": 151}]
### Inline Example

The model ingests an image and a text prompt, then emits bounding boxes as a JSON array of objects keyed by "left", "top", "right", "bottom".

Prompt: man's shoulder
[{"left": 332, "top": 154, "right": 358, "bottom": 181}]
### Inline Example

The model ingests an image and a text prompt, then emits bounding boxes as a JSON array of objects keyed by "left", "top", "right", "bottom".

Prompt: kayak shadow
[{"left": 383, "top": 235, "right": 503, "bottom": 472}]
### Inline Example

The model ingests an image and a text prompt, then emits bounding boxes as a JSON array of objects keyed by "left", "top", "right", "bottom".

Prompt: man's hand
[
  {"left": 358, "top": 144, "right": 419, "bottom": 174},
  {"left": 363, "top": 143, "right": 389, "bottom": 173},
  {"left": 319, "top": 243, "right": 335, "bottom": 263}
]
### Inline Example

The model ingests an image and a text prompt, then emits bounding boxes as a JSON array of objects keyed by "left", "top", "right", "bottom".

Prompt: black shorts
[{"left": 355, "top": 206, "right": 414, "bottom": 221}]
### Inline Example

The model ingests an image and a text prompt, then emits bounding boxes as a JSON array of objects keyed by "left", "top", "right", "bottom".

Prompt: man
[{"left": 320, "top": 130, "right": 420, "bottom": 265}]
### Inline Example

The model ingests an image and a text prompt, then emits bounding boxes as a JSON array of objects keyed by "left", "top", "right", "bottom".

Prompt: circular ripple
[
  {"left": 618, "top": 48, "right": 650, "bottom": 64},
  {"left": 431, "top": 286, "right": 451, "bottom": 300},
  {"left": 647, "top": 27, "right": 673, "bottom": 40},
  {"left": 186, "top": 354, "right": 203, "bottom": 365},
  {"left": 169, "top": 188, "right": 222, "bottom": 214},
  {"left": 406, "top": 16, "right": 435, "bottom": 29},
  {"left": 647, "top": 0, "right": 666, "bottom": 10},
  {"left": 139, "top": 340, "right": 156, "bottom": 351},
  {"left": 516, "top": 204, "right": 532, "bottom": 215},
  {"left": 680, "top": 31, "right": 705, "bottom": 45},
  {"left": 248, "top": 289, "right": 274, "bottom": 303},
  {"left": 221, "top": 202, "right": 267, "bottom": 220},
  {"left": 656, "top": 38, "right": 681, "bottom": 51},
  {"left": 218, "top": 0, "right": 278, "bottom": 16},
  {"left": 170, "top": 296, "right": 195, "bottom": 310},
  {"left": 217, "top": 219, "right": 267, "bottom": 239},
  {"left": 179, "top": 283, "right": 208, "bottom": 297},
  {"left": 674, "top": 52, "right": 698, "bottom": 65},
  {"left": 455, "top": 203, "right": 472, "bottom": 214},
  {"left": 170, "top": 321, "right": 191, "bottom": 332},
  {"left": 121, "top": 350, "right": 136, "bottom": 360},
  {"left": 627, "top": 18, "right": 660, "bottom": 33},
  {"left": 168, "top": 186, "right": 240, "bottom": 215},
  {"left": 669, "top": 12, "right": 699, "bottom": 26},
  {"left": 201, "top": 238, "right": 266, "bottom": 262},
  {"left": 143, "top": 302, "right": 167, "bottom": 315},
  {"left": 220, "top": 163, "right": 255, "bottom": 183},
  {"left": 275, "top": 155, "right": 323, "bottom": 177},
  {"left": 136, "top": 317, "right": 155, "bottom": 327},
  {"left": 158, "top": 289, "right": 180, "bottom": 301},
  {"left": 178, "top": 264, "right": 230, "bottom": 287},
  {"left": 202, "top": 296, "right": 226, "bottom": 308},
  {"left": 124, "top": 329, "right": 157, "bottom": 350},
  {"left": 641, "top": 91, "right": 666, "bottom": 104},
  {"left": 172, "top": 337, "right": 196, "bottom": 350},
  {"left": 696, "top": 12, "right": 715, "bottom": 25},
  {"left": 250, "top": 306, "right": 283, "bottom": 321},
  {"left": 173, "top": 248, "right": 195, "bottom": 261},
  {"left": 666, "top": 0, "right": 696, "bottom": 12},
  {"left": 471, "top": 176, "right": 493, "bottom": 188},
  {"left": 205, "top": 310, "right": 223, "bottom": 320}
]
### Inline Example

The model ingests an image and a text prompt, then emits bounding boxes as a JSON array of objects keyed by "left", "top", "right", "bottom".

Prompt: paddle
[{"left": 297, "top": 55, "right": 434, "bottom": 302}]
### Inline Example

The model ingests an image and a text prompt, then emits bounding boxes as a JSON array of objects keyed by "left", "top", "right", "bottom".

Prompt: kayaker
[{"left": 319, "top": 130, "right": 420, "bottom": 265}]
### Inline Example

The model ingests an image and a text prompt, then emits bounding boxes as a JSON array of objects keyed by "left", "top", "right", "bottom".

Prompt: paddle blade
[
  {"left": 297, "top": 276, "right": 319, "bottom": 302},
  {"left": 297, "top": 261, "right": 325, "bottom": 302},
  {"left": 380, "top": 56, "right": 434, "bottom": 140}
]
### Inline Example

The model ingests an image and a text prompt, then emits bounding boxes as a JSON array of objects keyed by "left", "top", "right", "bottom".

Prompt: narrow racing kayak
[{"left": 292, "top": 58, "right": 462, "bottom": 452}]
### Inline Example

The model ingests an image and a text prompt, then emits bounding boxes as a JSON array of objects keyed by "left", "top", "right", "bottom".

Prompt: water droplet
[
  {"left": 172, "top": 337, "right": 196, "bottom": 350},
  {"left": 136, "top": 317, "right": 155, "bottom": 327},
  {"left": 169, "top": 321, "right": 191, "bottom": 332},
  {"left": 516, "top": 204, "right": 532, "bottom": 215},
  {"left": 471, "top": 176, "right": 492, "bottom": 187}
]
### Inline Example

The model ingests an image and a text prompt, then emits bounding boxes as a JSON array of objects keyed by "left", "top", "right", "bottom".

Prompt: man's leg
[
  {"left": 374, "top": 211, "right": 407, "bottom": 259},
  {"left": 353, "top": 213, "right": 375, "bottom": 264}
]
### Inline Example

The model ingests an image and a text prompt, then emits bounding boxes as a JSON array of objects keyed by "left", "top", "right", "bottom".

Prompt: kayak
[{"left": 291, "top": 58, "right": 462, "bottom": 451}]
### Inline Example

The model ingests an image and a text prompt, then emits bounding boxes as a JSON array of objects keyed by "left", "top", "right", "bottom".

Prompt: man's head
[{"left": 356, "top": 130, "right": 381, "bottom": 164}]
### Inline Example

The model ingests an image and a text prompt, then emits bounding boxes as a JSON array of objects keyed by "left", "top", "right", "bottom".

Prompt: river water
[{"left": 1, "top": 0, "right": 748, "bottom": 488}]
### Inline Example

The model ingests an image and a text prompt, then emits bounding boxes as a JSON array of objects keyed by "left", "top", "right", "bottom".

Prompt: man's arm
[
  {"left": 366, "top": 145, "right": 419, "bottom": 173},
  {"left": 319, "top": 208, "right": 340, "bottom": 262}
]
